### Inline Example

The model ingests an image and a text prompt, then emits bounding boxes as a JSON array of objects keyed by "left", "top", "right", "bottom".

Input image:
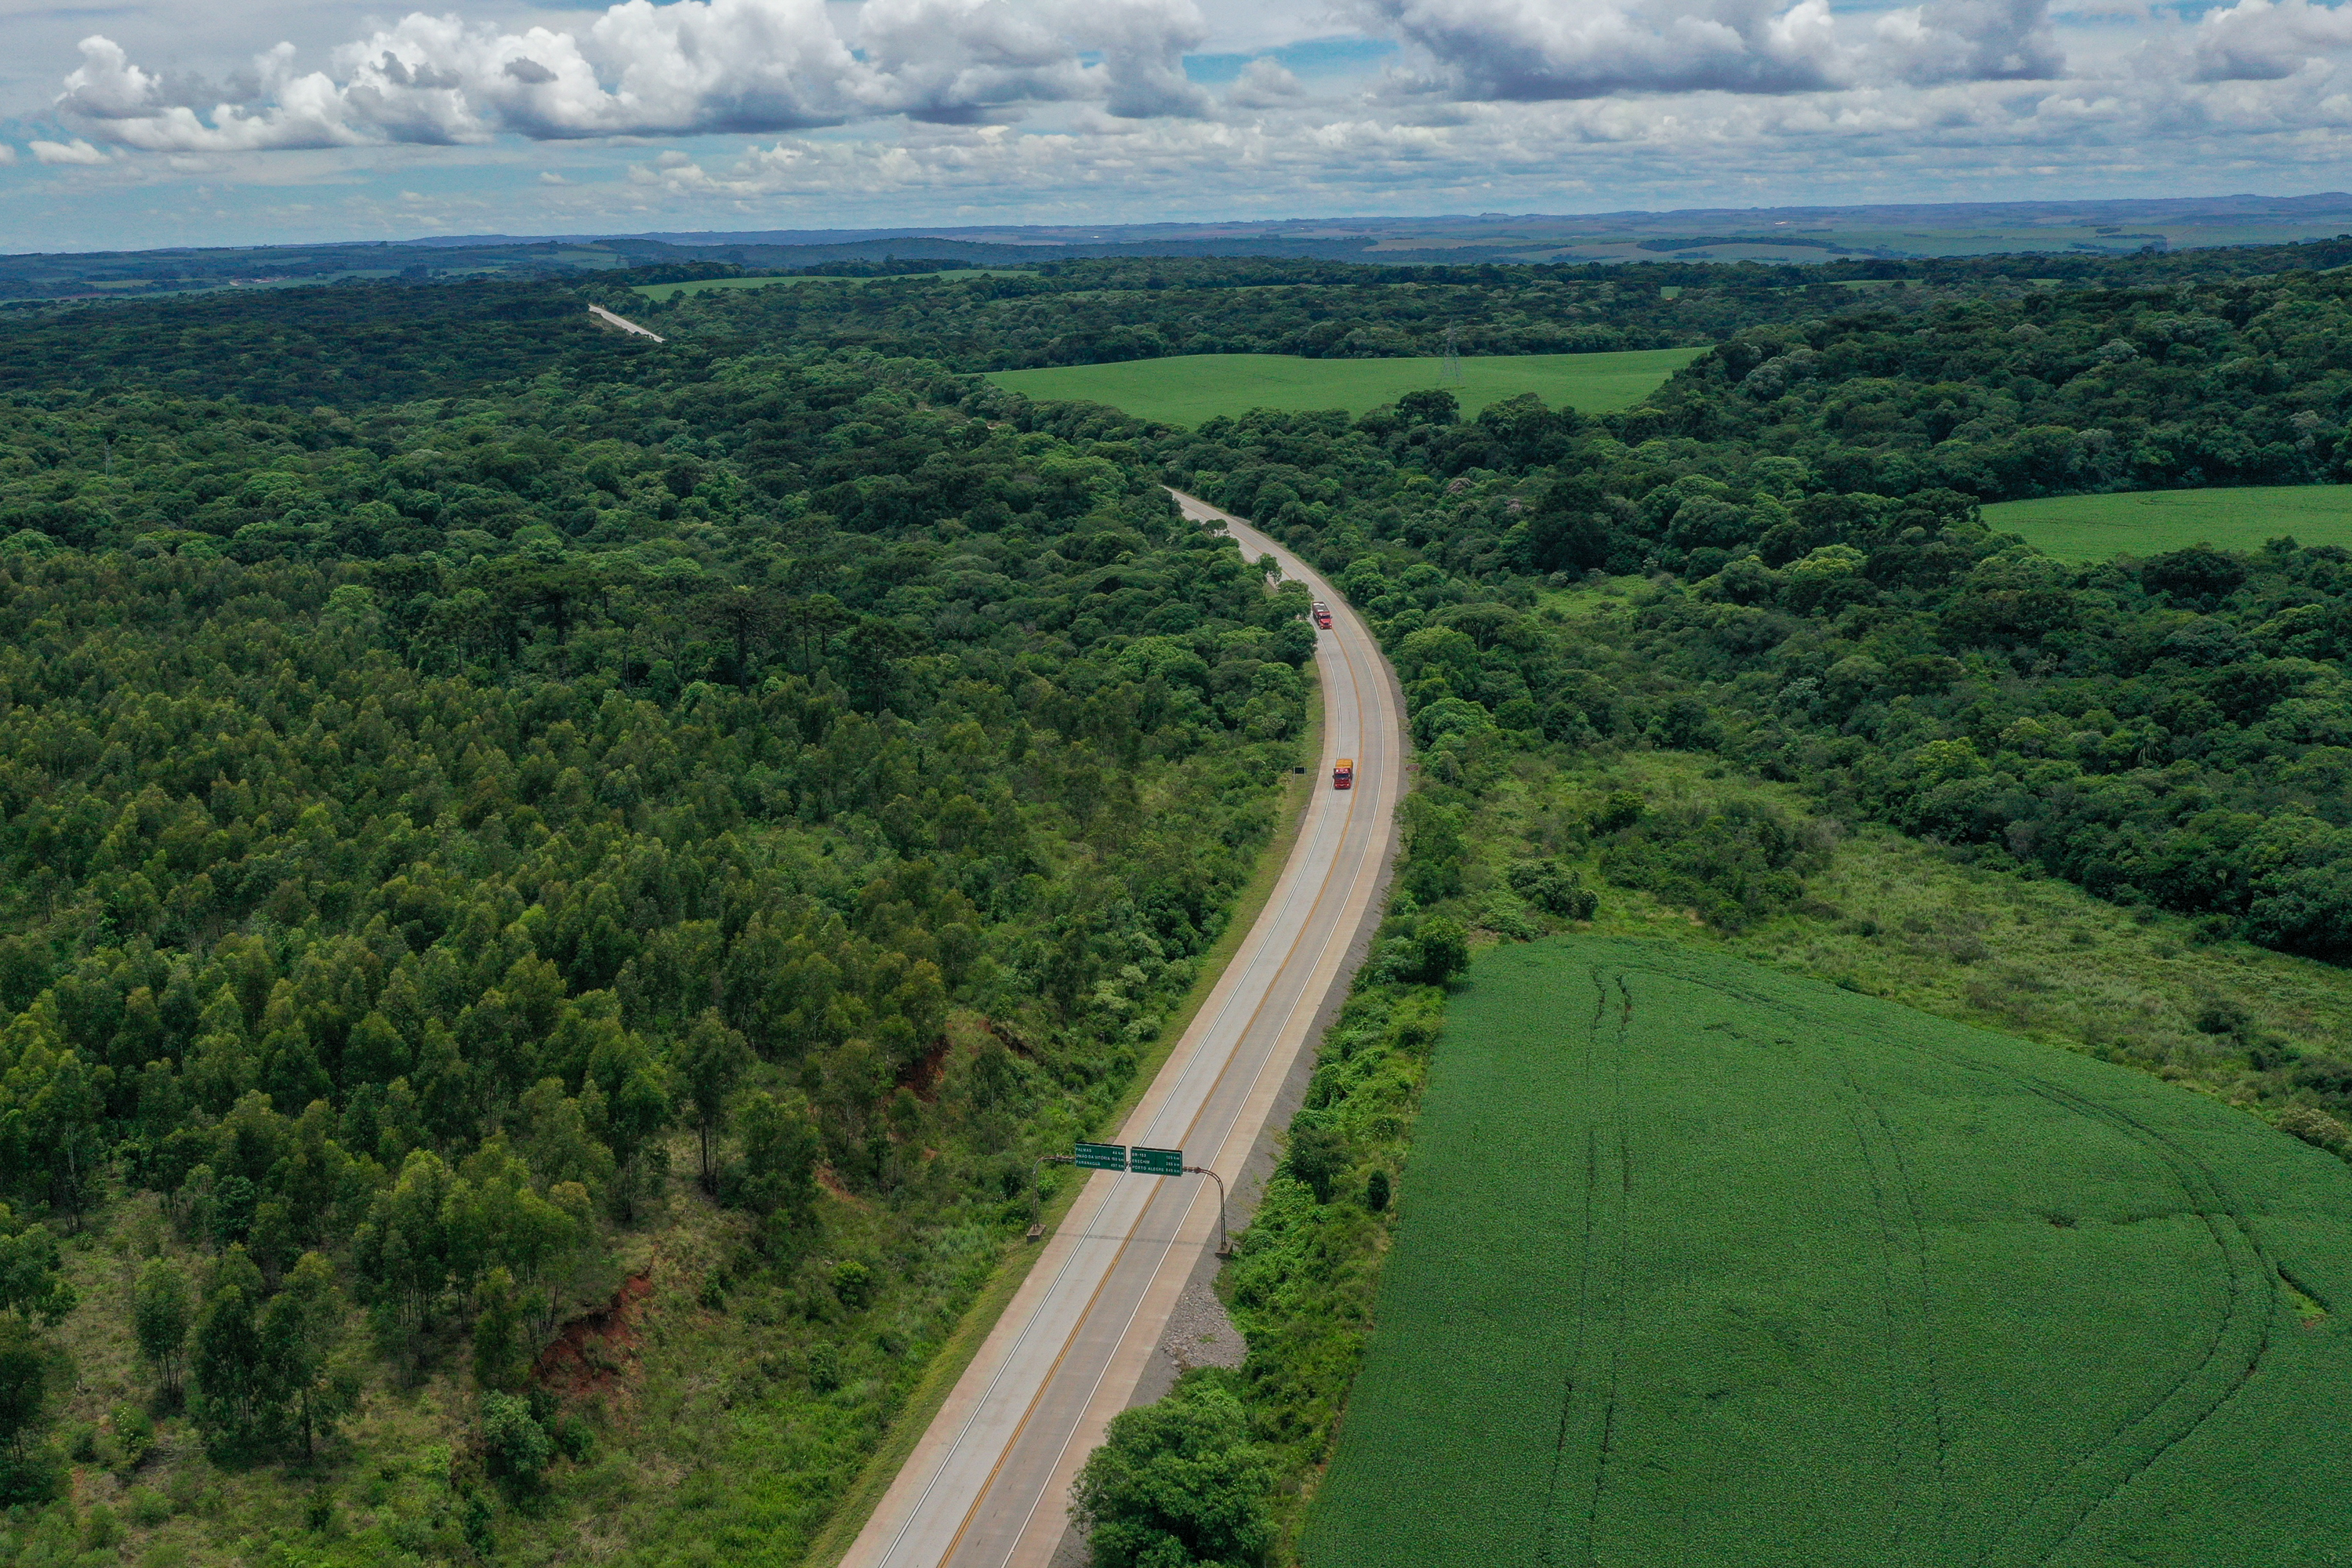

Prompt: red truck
[
  {"left": 1312, "top": 601, "right": 1333, "bottom": 630},
  {"left": 1332, "top": 757, "right": 1355, "bottom": 789}
]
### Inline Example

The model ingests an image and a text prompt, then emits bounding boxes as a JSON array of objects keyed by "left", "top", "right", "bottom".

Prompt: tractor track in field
[
  {"left": 1587, "top": 978, "right": 1637, "bottom": 1559},
  {"left": 1536, "top": 967, "right": 1636, "bottom": 1568},
  {"left": 1824, "top": 1051, "right": 1955, "bottom": 1568},
  {"left": 1660, "top": 962, "right": 2277, "bottom": 1568},
  {"left": 1711, "top": 1007, "right": 1953, "bottom": 1567},
  {"left": 1969, "top": 1069, "right": 2275, "bottom": 1568},
  {"left": 1530, "top": 971, "right": 1612, "bottom": 1568}
]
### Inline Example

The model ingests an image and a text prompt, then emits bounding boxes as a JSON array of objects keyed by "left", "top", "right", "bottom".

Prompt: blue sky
[{"left": 9, "top": 0, "right": 2352, "bottom": 252}]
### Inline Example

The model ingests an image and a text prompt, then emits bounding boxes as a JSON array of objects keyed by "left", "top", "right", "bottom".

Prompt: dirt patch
[
  {"left": 816, "top": 1166, "right": 866, "bottom": 1207},
  {"left": 896, "top": 1033, "right": 955, "bottom": 1101},
  {"left": 534, "top": 1270, "right": 653, "bottom": 1399}
]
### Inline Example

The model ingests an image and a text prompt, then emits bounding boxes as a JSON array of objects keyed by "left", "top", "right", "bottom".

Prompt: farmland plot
[
  {"left": 1982, "top": 484, "right": 2352, "bottom": 561},
  {"left": 982, "top": 349, "right": 1703, "bottom": 428},
  {"left": 1308, "top": 938, "right": 2352, "bottom": 1568}
]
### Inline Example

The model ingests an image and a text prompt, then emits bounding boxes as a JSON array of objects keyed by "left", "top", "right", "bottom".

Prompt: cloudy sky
[{"left": 7, "top": 0, "right": 2352, "bottom": 251}]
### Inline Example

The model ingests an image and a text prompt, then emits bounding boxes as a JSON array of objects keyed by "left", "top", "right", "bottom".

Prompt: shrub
[
  {"left": 550, "top": 1412, "right": 594, "bottom": 1465},
  {"left": 461, "top": 1489, "right": 496, "bottom": 1558},
  {"left": 1590, "top": 790, "right": 1645, "bottom": 834},
  {"left": 1070, "top": 1372, "right": 1273, "bottom": 1568},
  {"left": 1507, "top": 858, "right": 1599, "bottom": 919},
  {"left": 1284, "top": 1123, "right": 1345, "bottom": 1204},
  {"left": 105, "top": 1404, "right": 154, "bottom": 1475},
  {"left": 480, "top": 1392, "right": 552, "bottom": 1494},
  {"left": 1409, "top": 918, "right": 1472, "bottom": 987},
  {"left": 2194, "top": 997, "right": 2254, "bottom": 1038},
  {"left": 2278, "top": 1105, "right": 2352, "bottom": 1158},
  {"left": 1598, "top": 798, "right": 1818, "bottom": 931},
  {"left": 831, "top": 1260, "right": 875, "bottom": 1312}
]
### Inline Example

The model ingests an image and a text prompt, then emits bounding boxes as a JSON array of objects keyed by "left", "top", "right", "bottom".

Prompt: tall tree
[
  {"left": 132, "top": 1258, "right": 194, "bottom": 1405},
  {"left": 677, "top": 1010, "right": 751, "bottom": 1193},
  {"left": 0, "top": 1318, "right": 60, "bottom": 1504},
  {"left": 191, "top": 1247, "right": 271, "bottom": 1457},
  {"left": 693, "top": 585, "right": 781, "bottom": 688},
  {"left": 734, "top": 1088, "right": 821, "bottom": 1235},
  {"left": 260, "top": 1252, "right": 358, "bottom": 1459}
]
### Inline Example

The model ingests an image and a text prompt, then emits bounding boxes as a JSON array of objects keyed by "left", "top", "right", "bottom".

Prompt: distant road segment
[
  {"left": 839, "top": 491, "right": 1404, "bottom": 1568},
  {"left": 586, "top": 303, "right": 664, "bottom": 342}
]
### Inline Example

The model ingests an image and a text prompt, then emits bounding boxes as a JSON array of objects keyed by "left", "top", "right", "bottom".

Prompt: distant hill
[{"left": 10, "top": 192, "right": 2352, "bottom": 301}]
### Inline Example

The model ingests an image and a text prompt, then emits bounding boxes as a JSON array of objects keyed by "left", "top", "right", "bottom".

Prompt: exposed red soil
[
  {"left": 533, "top": 1269, "right": 653, "bottom": 1398},
  {"left": 816, "top": 1165, "right": 864, "bottom": 1206},
  {"left": 896, "top": 1033, "right": 955, "bottom": 1101}
]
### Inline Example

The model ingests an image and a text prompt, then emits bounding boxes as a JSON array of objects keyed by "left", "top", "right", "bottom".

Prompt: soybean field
[
  {"left": 1984, "top": 485, "right": 2352, "bottom": 561},
  {"left": 1308, "top": 938, "right": 2352, "bottom": 1568},
  {"left": 982, "top": 348, "right": 1703, "bottom": 428}
]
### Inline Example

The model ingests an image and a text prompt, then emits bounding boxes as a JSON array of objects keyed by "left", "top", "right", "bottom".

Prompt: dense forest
[
  {"left": 1118, "top": 267, "right": 2352, "bottom": 960},
  {"left": 5, "top": 238, "right": 2352, "bottom": 1565},
  {"left": 613, "top": 239, "right": 2352, "bottom": 377},
  {"left": 0, "top": 336, "right": 1317, "bottom": 1559}
]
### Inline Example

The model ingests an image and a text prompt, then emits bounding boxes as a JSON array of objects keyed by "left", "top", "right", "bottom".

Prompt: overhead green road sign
[
  {"left": 1075, "top": 1142, "right": 1127, "bottom": 1171},
  {"left": 1130, "top": 1146, "right": 1185, "bottom": 1177}
]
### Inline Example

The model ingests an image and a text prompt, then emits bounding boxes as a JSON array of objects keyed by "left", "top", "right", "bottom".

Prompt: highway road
[{"left": 839, "top": 490, "right": 1404, "bottom": 1568}]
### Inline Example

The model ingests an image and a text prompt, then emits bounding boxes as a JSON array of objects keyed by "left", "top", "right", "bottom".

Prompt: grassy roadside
[
  {"left": 1480, "top": 747, "right": 2352, "bottom": 1102},
  {"left": 800, "top": 675, "right": 1325, "bottom": 1568}
]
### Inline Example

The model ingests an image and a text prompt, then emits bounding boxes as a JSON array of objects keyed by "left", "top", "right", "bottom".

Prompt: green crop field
[
  {"left": 981, "top": 347, "right": 1703, "bottom": 427},
  {"left": 1985, "top": 485, "right": 2352, "bottom": 561},
  {"left": 1308, "top": 937, "right": 2352, "bottom": 1568},
  {"left": 630, "top": 268, "right": 1033, "bottom": 302}
]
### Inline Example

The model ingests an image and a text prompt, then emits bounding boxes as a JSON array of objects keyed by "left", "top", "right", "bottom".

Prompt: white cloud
[
  {"left": 1352, "top": 0, "right": 2073, "bottom": 100},
  {"left": 1353, "top": 0, "right": 1852, "bottom": 99},
  {"left": 33, "top": 0, "right": 2352, "bottom": 231},
  {"left": 594, "top": 61, "right": 2352, "bottom": 220},
  {"left": 30, "top": 136, "right": 107, "bottom": 164},
  {"left": 2186, "top": 0, "right": 2352, "bottom": 82},
  {"left": 0, "top": 144, "right": 15, "bottom": 165},
  {"left": 1875, "top": 0, "right": 2065, "bottom": 83},
  {"left": 1228, "top": 58, "right": 1308, "bottom": 107},
  {"left": 51, "top": 0, "right": 1210, "bottom": 154}
]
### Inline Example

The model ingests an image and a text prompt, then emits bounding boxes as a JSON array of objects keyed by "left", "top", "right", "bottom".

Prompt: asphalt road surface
[{"left": 840, "top": 490, "right": 1404, "bottom": 1568}]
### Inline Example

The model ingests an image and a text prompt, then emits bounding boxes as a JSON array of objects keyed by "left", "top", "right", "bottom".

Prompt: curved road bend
[{"left": 840, "top": 491, "right": 1405, "bottom": 1568}]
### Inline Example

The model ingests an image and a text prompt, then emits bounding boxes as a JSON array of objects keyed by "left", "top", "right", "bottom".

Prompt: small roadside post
[{"left": 1028, "top": 1154, "right": 1069, "bottom": 1240}]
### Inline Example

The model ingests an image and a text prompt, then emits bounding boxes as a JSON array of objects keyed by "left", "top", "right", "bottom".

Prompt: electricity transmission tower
[{"left": 1440, "top": 324, "right": 1465, "bottom": 387}]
